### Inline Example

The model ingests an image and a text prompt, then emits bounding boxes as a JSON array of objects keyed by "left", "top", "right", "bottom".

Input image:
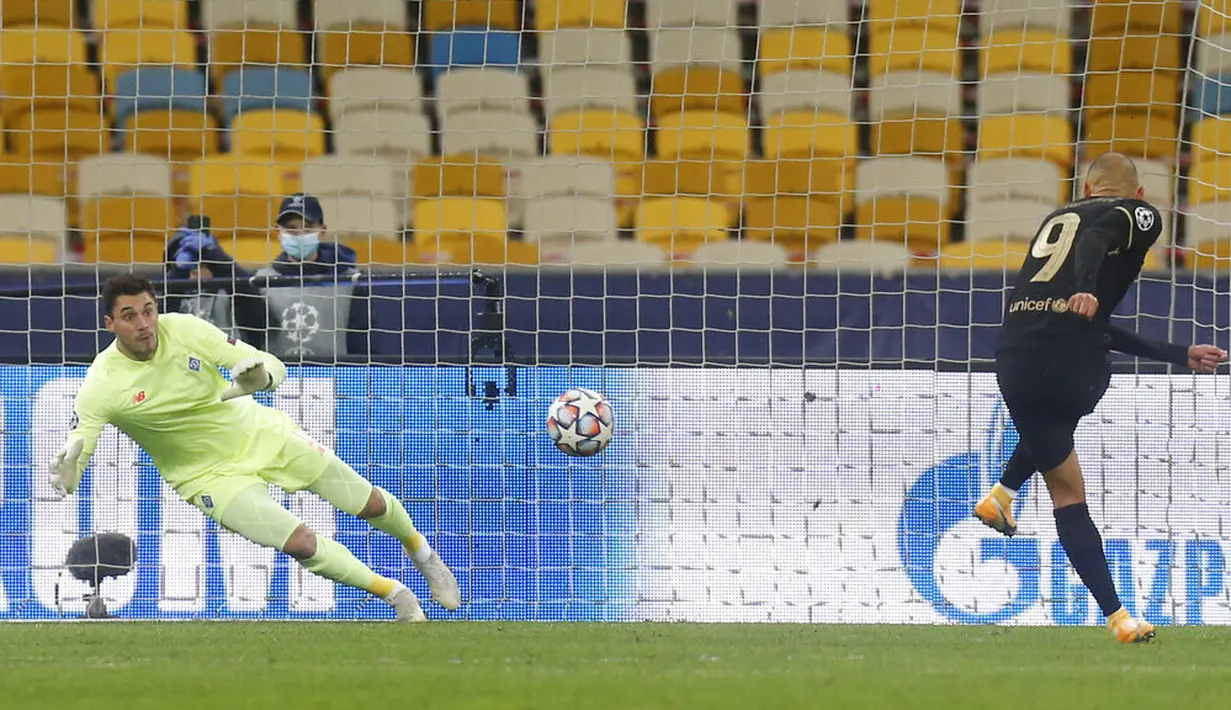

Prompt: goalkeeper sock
[
  {"left": 997, "top": 446, "right": 1036, "bottom": 492},
  {"left": 1054, "top": 503, "right": 1122, "bottom": 617},
  {"left": 301, "top": 534, "right": 397, "bottom": 599},
  {"left": 368, "top": 487, "right": 433, "bottom": 564}
]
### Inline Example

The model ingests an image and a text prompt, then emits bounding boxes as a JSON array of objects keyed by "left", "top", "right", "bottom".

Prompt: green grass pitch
[{"left": 2, "top": 623, "right": 1230, "bottom": 710}]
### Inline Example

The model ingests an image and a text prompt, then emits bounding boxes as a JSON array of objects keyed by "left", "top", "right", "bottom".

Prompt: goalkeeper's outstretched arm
[
  {"left": 50, "top": 379, "right": 113, "bottom": 497},
  {"left": 177, "top": 313, "right": 288, "bottom": 397}
]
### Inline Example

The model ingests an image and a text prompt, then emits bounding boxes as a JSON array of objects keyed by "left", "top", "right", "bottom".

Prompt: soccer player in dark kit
[{"left": 973, "top": 152, "right": 1227, "bottom": 643}]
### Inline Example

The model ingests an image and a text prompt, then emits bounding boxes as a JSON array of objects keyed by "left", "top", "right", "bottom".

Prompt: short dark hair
[{"left": 102, "top": 274, "right": 156, "bottom": 317}]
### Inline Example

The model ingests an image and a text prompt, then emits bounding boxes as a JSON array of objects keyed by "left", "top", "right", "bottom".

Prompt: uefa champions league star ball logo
[{"left": 281, "top": 300, "right": 320, "bottom": 356}]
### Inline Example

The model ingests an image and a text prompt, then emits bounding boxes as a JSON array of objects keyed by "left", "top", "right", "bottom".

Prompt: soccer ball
[{"left": 547, "top": 388, "right": 614, "bottom": 457}]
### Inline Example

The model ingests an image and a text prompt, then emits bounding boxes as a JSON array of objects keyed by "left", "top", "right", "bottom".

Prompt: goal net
[{"left": 1, "top": 0, "right": 1230, "bottom": 625}]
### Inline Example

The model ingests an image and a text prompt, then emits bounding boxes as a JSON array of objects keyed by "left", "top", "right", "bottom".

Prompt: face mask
[{"left": 280, "top": 230, "right": 320, "bottom": 260}]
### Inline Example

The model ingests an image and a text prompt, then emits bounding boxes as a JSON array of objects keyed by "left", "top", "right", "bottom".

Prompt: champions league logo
[{"left": 280, "top": 300, "right": 320, "bottom": 357}]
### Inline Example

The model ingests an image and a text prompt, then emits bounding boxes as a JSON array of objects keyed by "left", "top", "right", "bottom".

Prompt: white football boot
[
  {"left": 408, "top": 534, "right": 462, "bottom": 610},
  {"left": 387, "top": 581, "right": 427, "bottom": 622}
]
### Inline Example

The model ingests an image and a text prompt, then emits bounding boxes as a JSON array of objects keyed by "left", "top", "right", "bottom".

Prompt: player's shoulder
[{"left": 1068, "top": 196, "right": 1160, "bottom": 228}]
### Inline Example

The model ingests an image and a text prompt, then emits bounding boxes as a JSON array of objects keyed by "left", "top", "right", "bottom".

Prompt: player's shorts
[{"left": 995, "top": 346, "right": 1111, "bottom": 473}]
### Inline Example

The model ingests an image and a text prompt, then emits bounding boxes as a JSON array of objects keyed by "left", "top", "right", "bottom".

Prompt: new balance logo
[{"left": 133, "top": 391, "right": 147, "bottom": 404}]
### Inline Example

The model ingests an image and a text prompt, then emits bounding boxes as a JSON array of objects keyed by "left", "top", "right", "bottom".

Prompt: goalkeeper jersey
[{"left": 69, "top": 312, "right": 293, "bottom": 498}]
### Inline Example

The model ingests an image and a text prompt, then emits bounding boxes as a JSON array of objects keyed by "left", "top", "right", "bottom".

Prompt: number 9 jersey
[{"left": 997, "top": 196, "right": 1164, "bottom": 354}]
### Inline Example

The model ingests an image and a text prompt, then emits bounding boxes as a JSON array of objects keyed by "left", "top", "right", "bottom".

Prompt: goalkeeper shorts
[{"left": 187, "top": 430, "right": 334, "bottom": 519}]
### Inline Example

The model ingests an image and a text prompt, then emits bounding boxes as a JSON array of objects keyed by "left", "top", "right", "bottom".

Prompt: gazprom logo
[{"left": 897, "top": 401, "right": 1042, "bottom": 623}]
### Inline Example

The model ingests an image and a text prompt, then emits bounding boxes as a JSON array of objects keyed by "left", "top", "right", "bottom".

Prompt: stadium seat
[
  {"left": 412, "top": 197, "right": 508, "bottom": 264},
  {"left": 229, "top": 109, "right": 327, "bottom": 159},
  {"left": 966, "top": 199, "right": 1053, "bottom": 242},
  {"left": 545, "top": 68, "right": 639, "bottom": 116},
  {"left": 412, "top": 156, "right": 506, "bottom": 198},
  {"left": 869, "top": 71, "right": 962, "bottom": 159},
  {"left": 743, "top": 196, "right": 842, "bottom": 254},
  {"left": 315, "top": 194, "right": 403, "bottom": 261},
  {"left": 0, "top": 155, "right": 66, "bottom": 196},
  {"left": 538, "top": 28, "right": 631, "bottom": 70},
  {"left": 868, "top": 28, "right": 961, "bottom": 76},
  {"left": 1190, "top": 73, "right": 1231, "bottom": 119},
  {"left": 565, "top": 240, "right": 667, "bottom": 267},
  {"left": 549, "top": 109, "right": 645, "bottom": 161},
  {"left": 1196, "top": 33, "right": 1231, "bottom": 75},
  {"left": 111, "top": 67, "right": 209, "bottom": 131},
  {"left": 1082, "top": 111, "right": 1178, "bottom": 162},
  {"left": 979, "top": 73, "right": 1070, "bottom": 116},
  {"left": 0, "top": 28, "right": 87, "bottom": 65},
  {"left": 689, "top": 241, "right": 790, "bottom": 267},
  {"left": 221, "top": 68, "right": 314, "bottom": 123},
  {"left": 1186, "top": 159, "right": 1231, "bottom": 205},
  {"left": 100, "top": 29, "right": 197, "bottom": 89},
  {"left": 0, "top": 65, "right": 100, "bottom": 126},
  {"left": 535, "top": 0, "right": 627, "bottom": 30},
  {"left": 1091, "top": 0, "right": 1182, "bottom": 36},
  {"left": 507, "top": 155, "right": 615, "bottom": 226},
  {"left": 78, "top": 154, "right": 176, "bottom": 264},
  {"left": 936, "top": 240, "right": 1032, "bottom": 271},
  {"left": 650, "top": 66, "right": 745, "bottom": 120},
  {"left": 301, "top": 155, "right": 411, "bottom": 220},
  {"left": 2, "top": 0, "right": 77, "bottom": 28},
  {"left": 760, "top": 0, "right": 846, "bottom": 27},
  {"left": 1086, "top": 36, "right": 1181, "bottom": 73},
  {"left": 758, "top": 71, "right": 852, "bottom": 118},
  {"left": 436, "top": 67, "right": 531, "bottom": 118},
  {"left": 442, "top": 110, "right": 539, "bottom": 158},
  {"left": 644, "top": 0, "right": 736, "bottom": 28},
  {"left": 523, "top": 196, "right": 619, "bottom": 258},
  {"left": 1083, "top": 71, "right": 1180, "bottom": 120},
  {"left": 742, "top": 158, "right": 849, "bottom": 205},
  {"left": 980, "top": 0, "right": 1071, "bottom": 34},
  {"left": 124, "top": 109, "right": 220, "bottom": 161},
  {"left": 94, "top": 0, "right": 189, "bottom": 29},
  {"left": 977, "top": 115, "right": 1074, "bottom": 169},
  {"left": 762, "top": 111, "right": 857, "bottom": 160},
  {"left": 422, "top": 0, "right": 520, "bottom": 31},
  {"left": 333, "top": 110, "right": 433, "bottom": 161},
  {"left": 968, "top": 158, "right": 1065, "bottom": 206},
  {"left": 327, "top": 68, "right": 423, "bottom": 121},
  {"left": 854, "top": 157, "right": 950, "bottom": 251},
  {"left": 758, "top": 28, "right": 853, "bottom": 78},
  {"left": 651, "top": 26, "right": 742, "bottom": 68},
  {"left": 980, "top": 29, "right": 1071, "bottom": 76},
  {"left": 810, "top": 240, "right": 913, "bottom": 275},
  {"left": 866, "top": 0, "right": 962, "bottom": 33},
  {"left": 11, "top": 110, "right": 107, "bottom": 159},
  {"left": 634, "top": 197, "right": 730, "bottom": 257},
  {"left": 655, "top": 111, "right": 749, "bottom": 161},
  {"left": 1200, "top": 0, "right": 1231, "bottom": 36},
  {"left": 1190, "top": 117, "right": 1231, "bottom": 168},
  {"left": 315, "top": 0, "right": 413, "bottom": 85},
  {"left": 188, "top": 157, "right": 284, "bottom": 242},
  {"left": 1184, "top": 200, "right": 1231, "bottom": 270},
  {"left": 0, "top": 195, "right": 66, "bottom": 265},
  {"left": 428, "top": 30, "right": 521, "bottom": 79},
  {"left": 205, "top": 0, "right": 304, "bottom": 84},
  {"left": 640, "top": 159, "right": 739, "bottom": 198}
]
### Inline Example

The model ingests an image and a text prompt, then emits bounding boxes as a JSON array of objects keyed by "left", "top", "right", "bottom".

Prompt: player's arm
[
  {"left": 1071, "top": 208, "right": 1133, "bottom": 294},
  {"left": 178, "top": 313, "right": 287, "bottom": 399},
  {"left": 49, "top": 379, "right": 112, "bottom": 497},
  {"left": 1105, "top": 323, "right": 1190, "bottom": 366}
]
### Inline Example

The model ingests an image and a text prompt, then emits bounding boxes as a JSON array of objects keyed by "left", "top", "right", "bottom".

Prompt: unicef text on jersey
[{"left": 1, "top": 366, "right": 1230, "bottom": 624}]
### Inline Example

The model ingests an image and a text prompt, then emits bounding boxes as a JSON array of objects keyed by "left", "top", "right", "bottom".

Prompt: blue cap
[{"left": 276, "top": 193, "right": 324, "bottom": 225}]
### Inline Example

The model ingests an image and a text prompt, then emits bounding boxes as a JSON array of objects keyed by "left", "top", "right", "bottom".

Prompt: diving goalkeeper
[{"left": 49, "top": 274, "right": 460, "bottom": 621}]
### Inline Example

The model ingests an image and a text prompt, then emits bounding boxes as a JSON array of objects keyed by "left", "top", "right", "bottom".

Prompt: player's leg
[
  {"left": 189, "top": 480, "right": 426, "bottom": 621},
  {"left": 977, "top": 353, "right": 1042, "bottom": 535},
  {"left": 307, "top": 454, "right": 462, "bottom": 610},
  {"left": 975, "top": 443, "right": 1035, "bottom": 536}
]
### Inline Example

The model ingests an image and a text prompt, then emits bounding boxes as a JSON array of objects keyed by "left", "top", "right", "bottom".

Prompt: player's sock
[
  {"left": 301, "top": 534, "right": 397, "bottom": 599},
  {"left": 1054, "top": 503, "right": 1121, "bottom": 617},
  {"left": 997, "top": 448, "right": 1035, "bottom": 492},
  {"left": 367, "top": 487, "right": 432, "bottom": 564}
]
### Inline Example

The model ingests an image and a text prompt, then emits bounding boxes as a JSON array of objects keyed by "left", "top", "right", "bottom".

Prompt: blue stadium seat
[
  {"left": 111, "top": 67, "right": 208, "bottom": 128},
  {"left": 1190, "top": 72, "right": 1231, "bottom": 119},
  {"left": 220, "top": 67, "right": 313, "bottom": 123},
  {"left": 428, "top": 29, "right": 521, "bottom": 79}
]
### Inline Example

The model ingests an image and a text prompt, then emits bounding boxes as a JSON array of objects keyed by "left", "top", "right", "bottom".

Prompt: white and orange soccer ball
[{"left": 547, "top": 388, "right": 614, "bottom": 457}]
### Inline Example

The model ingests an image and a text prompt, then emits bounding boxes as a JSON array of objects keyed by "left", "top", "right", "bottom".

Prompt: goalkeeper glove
[
  {"left": 49, "top": 436, "right": 84, "bottom": 498},
  {"left": 221, "top": 357, "right": 273, "bottom": 402}
]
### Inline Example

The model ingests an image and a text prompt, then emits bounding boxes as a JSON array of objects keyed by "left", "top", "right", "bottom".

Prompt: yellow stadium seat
[
  {"left": 1188, "top": 236, "right": 1231, "bottom": 272},
  {"left": 977, "top": 115, "right": 1073, "bottom": 169},
  {"left": 0, "top": 157, "right": 65, "bottom": 196},
  {"left": 189, "top": 158, "right": 284, "bottom": 241},
  {"left": 758, "top": 28, "right": 853, "bottom": 78},
  {"left": 2, "top": 1, "right": 77, "bottom": 28},
  {"left": 0, "top": 234, "right": 61, "bottom": 264},
  {"left": 867, "top": 0, "right": 962, "bottom": 32},
  {"left": 937, "top": 240, "right": 1031, "bottom": 271},
  {"left": 94, "top": 0, "right": 188, "bottom": 29},
  {"left": 536, "top": 0, "right": 626, "bottom": 30},
  {"left": 650, "top": 66, "right": 745, "bottom": 121},
  {"left": 413, "top": 197, "right": 508, "bottom": 264},
  {"left": 1087, "top": 36, "right": 1182, "bottom": 73},
  {"left": 423, "top": 0, "right": 520, "bottom": 31},
  {"left": 80, "top": 197, "right": 176, "bottom": 264},
  {"left": 317, "top": 29, "right": 415, "bottom": 86},
  {"left": 640, "top": 159, "right": 745, "bottom": 198},
  {"left": 762, "top": 111, "right": 857, "bottom": 160},
  {"left": 1200, "top": 0, "right": 1231, "bottom": 36},
  {"left": 743, "top": 196, "right": 841, "bottom": 255},
  {"left": 1082, "top": 111, "right": 1178, "bottom": 161},
  {"left": 549, "top": 109, "right": 646, "bottom": 161},
  {"left": 634, "top": 197, "right": 730, "bottom": 257},
  {"left": 124, "top": 110, "right": 221, "bottom": 161},
  {"left": 11, "top": 109, "right": 107, "bottom": 159},
  {"left": 742, "top": 158, "right": 849, "bottom": 205},
  {"left": 655, "top": 111, "right": 749, "bottom": 161},
  {"left": 100, "top": 29, "right": 198, "bottom": 88},
  {"left": 0, "top": 28, "right": 87, "bottom": 64},
  {"left": 345, "top": 236, "right": 413, "bottom": 266},
  {"left": 868, "top": 28, "right": 960, "bottom": 77},
  {"left": 1190, "top": 117, "right": 1231, "bottom": 168},
  {"left": 412, "top": 156, "right": 506, "bottom": 198},
  {"left": 210, "top": 28, "right": 306, "bottom": 84},
  {"left": 1188, "top": 159, "right": 1231, "bottom": 205},
  {"left": 1091, "top": 0, "right": 1182, "bottom": 35},
  {"left": 229, "top": 109, "right": 327, "bottom": 160},
  {"left": 872, "top": 115, "right": 962, "bottom": 160},
  {"left": 0, "top": 66, "right": 100, "bottom": 125},
  {"left": 981, "top": 29, "right": 1072, "bottom": 76},
  {"left": 855, "top": 195, "right": 947, "bottom": 252},
  {"left": 1083, "top": 71, "right": 1180, "bottom": 119}
]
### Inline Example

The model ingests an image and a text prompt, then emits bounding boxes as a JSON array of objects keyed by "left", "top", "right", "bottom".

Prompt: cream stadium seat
[
  {"left": 507, "top": 156, "right": 615, "bottom": 227},
  {"left": 979, "top": 73, "right": 1069, "bottom": 117},
  {"left": 316, "top": 194, "right": 404, "bottom": 264},
  {"left": 759, "top": 71, "right": 852, "bottom": 119},
  {"left": 442, "top": 110, "right": 539, "bottom": 158},
  {"left": 565, "top": 240, "right": 668, "bottom": 267},
  {"left": 435, "top": 67, "right": 531, "bottom": 118},
  {"left": 328, "top": 68, "right": 423, "bottom": 122},
  {"left": 523, "top": 196, "right": 620, "bottom": 258},
  {"left": 1197, "top": 33, "right": 1231, "bottom": 76},
  {"left": 759, "top": 0, "right": 847, "bottom": 26},
  {"left": 0, "top": 194, "right": 66, "bottom": 265},
  {"left": 333, "top": 110, "right": 433, "bottom": 161},
  {"left": 545, "top": 68, "right": 639, "bottom": 116},
  {"left": 966, "top": 199, "right": 1053, "bottom": 242},
  {"left": 810, "top": 241, "right": 913, "bottom": 275},
  {"left": 968, "top": 158, "right": 1065, "bottom": 206},
  {"left": 537, "top": 29, "right": 632, "bottom": 72},
  {"left": 980, "top": 0, "right": 1071, "bottom": 34},
  {"left": 644, "top": 0, "right": 736, "bottom": 28},
  {"left": 78, "top": 154, "right": 176, "bottom": 264},
  {"left": 854, "top": 156, "right": 950, "bottom": 251},
  {"left": 301, "top": 155, "right": 410, "bottom": 221},
  {"left": 688, "top": 241, "right": 790, "bottom": 267}
]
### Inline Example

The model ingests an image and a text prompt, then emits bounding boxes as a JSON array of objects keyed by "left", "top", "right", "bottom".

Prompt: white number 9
[{"left": 1030, "top": 212, "right": 1082, "bottom": 283}]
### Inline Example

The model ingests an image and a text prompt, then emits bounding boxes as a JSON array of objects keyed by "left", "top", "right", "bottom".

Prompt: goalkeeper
[{"left": 49, "top": 274, "right": 460, "bottom": 621}]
